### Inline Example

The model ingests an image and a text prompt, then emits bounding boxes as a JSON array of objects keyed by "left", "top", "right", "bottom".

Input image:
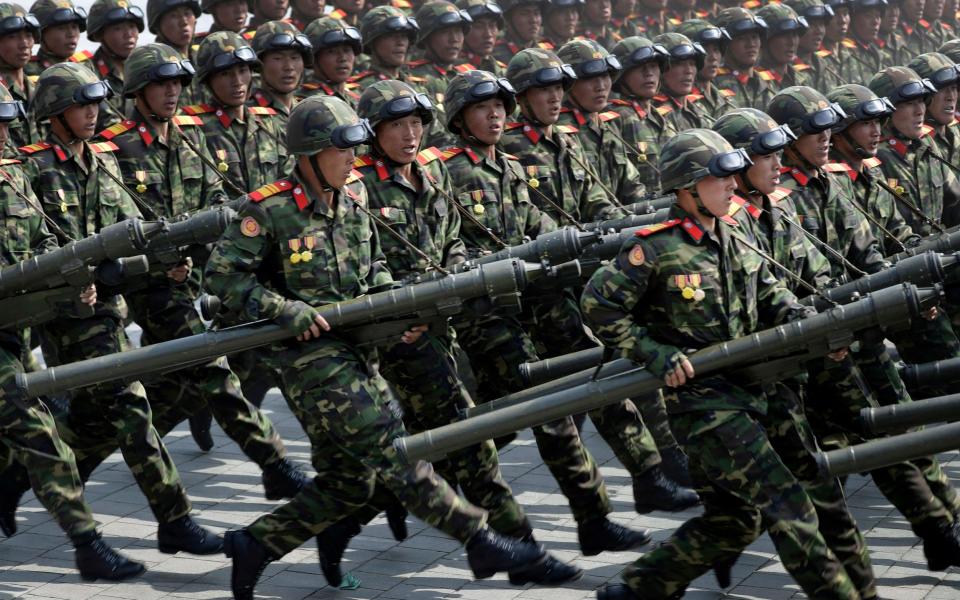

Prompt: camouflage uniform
[
  {"left": 24, "top": 0, "right": 87, "bottom": 77},
  {"left": 0, "top": 4, "right": 41, "bottom": 151},
  {"left": 674, "top": 20, "right": 739, "bottom": 121},
  {"left": 784, "top": 0, "right": 845, "bottom": 90},
  {"left": 651, "top": 33, "right": 714, "bottom": 131},
  {"left": 753, "top": 4, "right": 815, "bottom": 94},
  {"left": 298, "top": 17, "right": 363, "bottom": 108},
  {"left": 490, "top": 0, "right": 553, "bottom": 65},
  {"left": 349, "top": 7, "right": 427, "bottom": 93},
  {"left": 713, "top": 8, "right": 777, "bottom": 109},
  {"left": 908, "top": 52, "right": 960, "bottom": 186},
  {"left": 457, "top": 0, "right": 509, "bottom": 76},
  {"left": 84, "top": 0, "right": 145, "bottom": 127},
  {"left": 839, "top": 0, "right": 891, "bottom": 86},
  {"left": 583, "top": 129, "right": 859, "bottom": 600}
]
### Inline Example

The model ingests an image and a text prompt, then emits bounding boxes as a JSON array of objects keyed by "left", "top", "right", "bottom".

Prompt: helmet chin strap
[
  {"left": 784, "top": 145, "right": 818, "bottom": 172},
  {"left": 737, "top": 170, "right": 760, "bottom": 197},
  {"left": 519, "top": 94, "right": 547, "bottom": 127},
  {"left": 840, "top": 131, "right": 873, "bottom": 159},
  {"left": 138, "top": 91, "right": 172, "bottom": 123},
  {"left": 53, "top": 113, "right": 84, "bottom": 145},
  {"left": 688, "top": 183, "right": 713, "bottom": 216},
  {"left": 456, "top": 115, "right": 489, "bottom": 148},
  {"left": 309, "top": 153, "right": 335, "bottom": 192}
]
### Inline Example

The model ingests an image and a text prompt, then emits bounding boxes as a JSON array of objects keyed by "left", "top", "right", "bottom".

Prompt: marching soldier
[
  {"left": 249, "top": 20, "right": 313, "bottom": 129},
  {"left": 491, "top": 0, "right": 550, "bottom": 64},
  {"left": 25, "top": 0, "right": 85, "bottom": 77},
  {"left": 879, "top": 0, "right": 903, "bottom": 63},
  {"left": 651, "top": 32, "right": 712, "bottom": 130},
  {"left": 199, "top": 0, "right": 248, "bottom": 35},
  {"left": 713, "top": 7, "right": 775, "bottom": 109},
  {"left": 349, "top": 6, "right": 424, "bottom": 89},
  {"left": 84, "top": 0, "right": 145, "bottom": 127},
  {"left": 578, "top": 0, "right": 619, "bottom": 49},
  {"left": 145, "top": 0, "right": 204, "bottom": 105},
  {"left": 457, "top": 0, "right": 508, "bottom": 76},
  {"left": 609, "top": 0, "right": 637, "bottom": 39},
  {"left": 246, "top": 0, "right": 288, "bottom": 30},
  {"left": 907, "top": 52, "right": 960, "bottom": 170},
  {"left": 818, "top": 0, "right": 852, "bottom": 87},
  {"left": 841, "top": 0, "right": 890, "bottom": 86},
  {"left": 897, "top": 0, "right": 932, "bottom": 55},
  {"left": 299, "top": 17, "right": 362, "bottom": 106},
  {"left": 0, "top": 3, "right": 41, "bottom": 150},
  {"left": 634, "top": 0, "right": 668, "bottom": 37},
  {"left": 785, "top": 0, "right": 845, "bottom": 89},
  {"left": 540, "top": 0, "right": 582, "bottom": 48},
  {"left": 288, "top": 0, "right": 326, "bottom": 30},
  {"left": 675, "top": 19, "right": 737, "bottom": 121},
  {"left": 753, "top": 3, "right": 815, "bottom": 93}
]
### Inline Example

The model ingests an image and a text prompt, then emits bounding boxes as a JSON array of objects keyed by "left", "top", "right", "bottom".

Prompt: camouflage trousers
[
  {"left": 623, "top": 401, "right": 858, "bottom": 599},
  {"left": 455, "top": 314, "right": 612, "bottom": 523},
  {"left": 40, "top": 312, "right": 191, "bottom": 524},
  {"left": 0, "top": 342, "right": 97, "bottom": 540},
  {"left": 247, "top": 337, "right": 486, "bottom": 558}
]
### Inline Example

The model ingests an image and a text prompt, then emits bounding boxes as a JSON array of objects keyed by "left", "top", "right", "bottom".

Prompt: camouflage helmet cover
[
  {"left": 506, "top": 47, "right": 576, "bottom": 93},
  {"left": 360, "top": 5, "right": 419, "bottom": 52},
  {"left": 0, "top": 3, "right": 40, "bottom": 37},
  {"left": 767, "top": 85, "right": 846, "bottom": 135},
  {"left": 653, "top": 32, "right": 706, "bottom": 71},
  {"left": 712, "top": 107, "right": 796, "bottom": 154},
  {"left": 675, "top": 18, "right": 731, "bottom": 49},
  {"left": 456, "top": 0, "right": 505, "bottom": 26},
  {"left": 848, "top": 0, "right": 888, "bottom": 12},
  {"left": 87, "top": 0, "right": 144, "bottom": 41},
  {"left": 146, "top": 0, "right": 200, "bottom": 34},
  {"left": 868, "top": 65, "right": 936, "bottom": 104},
  {"left": 542, "top": 0, "right": 584, "bottom": 15},
  {"left": 907, "top": 52, "right": 960, "bottom": 90},
  {"left": 122, "top": 42, "right": 194, "bottom": 97},
  {"left": 755, "top": 2, "right": 808, "bottom": 36},
  {"left": 557, "top": 38, "right": 621, "bottom": 79},
  {"left": 201, "top": 0, "right": 245, "bottom": 14},
  {"left": 357, "top": 79, "right": 435, "bottom": 129},
  {"left": 715, "top": 6, "right": 766, "bottom": 38},
  {"left": 498, "top": 0, "right": 547, "bottom": 14},
  {"left": 611, "top": 35, "right": 670, "bottom": 73},
  {"left": 826, "top": 83, "right": 893, "bottom": 132},
  {"left": 783, "top": 0, "right": 836, "bottom": 22},
  {"left": 29, "top": 0, "right": 85, "bottom": 31},
  {"left": 940, "top": 39, "right": 960, "bottom": 64},
  {"left": 414, "top": 0, "right": 472, "bottom": 47},
  {"left": 305, "top": 16, "right": 362, "bottom": 54},
  {"left": 32, "top": 61, "right": 111, "bottom": 120},
  {"left": 251, "top": 19, "right": 313, "bottom": 62},
  {"left": 443, "top": 68, "right": 516, "bottom": 134},
  {"left": 659, "top": 128, "right": 747, "bottom": 191},
  {"left": 195, "top": 30, "right": 261, "bottom": 82},
  {"left": 287, "top": 94, "right": 373, "bottom": 155}
]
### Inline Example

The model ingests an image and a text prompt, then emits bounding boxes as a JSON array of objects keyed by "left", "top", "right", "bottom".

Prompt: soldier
[
  {"left": 21, "top": 62, "right": 223, "bottom": 557},
  {"left": 199, "top": 0, "right": 248, "bottom": 35},
  {"left": 84, "top": 0, "right": 144, "bottom": 127},
  {"left": 818, "top": 0, "right": 852, "bottom": 86},
  {"left": 145, "top": 0, "right": 206, "bottom": 138},
  {"left": 907, "top": 52, "right": 960, "bottom": 169},
  {"left": 785, "top": 0, "right": 844, "bottom": 89},
  {"left": 25, "top": 0, "right": 85, "bottom": 77},
  {"left": 299, "top": 17, "right": 362, "bottom": 106},
  {"left": 288, "top": 0, "right": 326, "bottom": 30},
  {"left": 713, "top": 7, "right": 775, "bottom": 109},
  {"left": 607, "top": 36, "right": 670, "bottom": 201},
  {"left": 491, "top": 0, "right": 549, "bottom": 64},
  {"left": 203, "top": 94, "right": 563, "bottom": 600},
  {"left": 609, "top": 0, "right": 637, "bottom": 39},
  {"left": 0, "top": 3, "right": 41, "bottom": 150},
  {"left": 250, "top": 20, "right": 313, "bottom": 128},
  {"left": 634, "top": 0, "right": 668, "bottom": 37},
  {"left": 754, "top": 3, "right": 814, "bottom": 93},
  {"left": 897, "top": 0, "right": 931, "bottom": 56},
  {"left": 921, "top": 0, "right": 950, "bottom": 51},
  {"left": 457, "top": 0, "right": 507, "bottom": 76},
  {"left": 652, "top": 32, "right": 713, "bottom": 130},
  {"left": 246, "top": 0, "right": 288, "bottom": 30},
  {"left": 675, "top": 19, "right": 737, "bottom": 121},
  {"left": 879, "top": 0, "right": 903, "bottom": 63},
  {"left": 327, "top": 0, "right": 364, "bottom": 27},
  {"left": 578, "top": 0, "right": 618, "bottom": 49},
  {"left": 540, "top": 0, "right": 581, "bottom": 48},
  {"left": 583, "top": 129, "right": 860, "bottom": 600},
  {"left": 841, "top": 0, "right": 890, "bottom": 87},
  {"left": 349, "top": 7, "right": 423, "bottom": 88}
]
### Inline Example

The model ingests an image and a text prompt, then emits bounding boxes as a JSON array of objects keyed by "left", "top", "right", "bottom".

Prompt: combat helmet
[
  {"left": 826, "top": 84, "right": 894, "bottom": 132},
  {"left": 0, "top": 3, "right": 40, "bottom": 39},
  {"left": 557, "top": 39, "right": 621, "bottom": 79},
  {"left": 675, "top": 19, "right": 731, "bottom": 50},
  {"left": 940, "top": 39, "right": 960, "bottom": 65},
  {"left": 659, "top": 128, "right": 752, "bottom": 192},
  {"left": 122, "top": 42, "right": 195, "bottom": 97},
  {"left": 201, "top": 0, "right": 243, "bottom": 14},
  {"left": 498, "top": 0, "right": 547, "bottom": 15},
  {"left": 907, "top": 52, "right": 960, "bottom": 91},
  {"left": 32, "top": 62, "right": 112, "bottom": 121},
  {"left": 146, "top": 0, "right": 200, "bottom": 34},
  {"left": 287, "top": 94, "right": 373, "bottom": 155},
  {"left": 457, "top": 0, "right": 505, "bottom": 26},
  {"left": 87, "top": 0, "right": 143, "bottom": 42},
  {"left": 414, "top": 1, "right": 472, "bottom": 48},
  {"left": 542, "top": 0, "right": 583, "bottom": 16},
  {"left": 195, "top": 31, "right": 260, "bottom": 82},
  {"left": 0, "top": 82, "right": 26, "bottom": 123},
  {"left": 612, "top": 35, "right": 670, "bottom": 73},
  {"left": 756, "top": 3, "right": 808, "bottom": 36},
  {"left": 357, "top": 79, "right": 435, "bottom": 129},
  {"left": 848, "top": 0, "right": 887, "bottom": 13},
  {"left": 305, "top": 16, "right": 362, "bottom": 55},
  {"left": 715, "top": 6, "right": 766, "bottom": 38},
  {"left": 506, "top": 47, "right": 576, "bottom": 93},
  {"left": 653, "top": 32, "right": 705, "bottom": 71},
  {"left": 251, "top": 20, "right": 313, "bottom": 63},
  {"left": 868, "top": 66, "right": 936, "bottom": 105},
  {"left": 713, "top": 107, "right": 797, "bottom": 155},
  {"left": 29, "top": 0, "right": 85, "bottom": 32},
  {"left": 783, "top": 0, "right": 835, "bottom": 22},
  {"left": 360, "top": 6, "right": 419, "bottom": 54},
  {"left": 444, "top": 69, "right": 516, "bottom": 134},
  {"left": 767, "top": 85, "right": 846, "bottom": 134}
]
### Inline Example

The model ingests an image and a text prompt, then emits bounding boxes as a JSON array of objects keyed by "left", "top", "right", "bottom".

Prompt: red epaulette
[
  {"left": 720, "top": 88, "right": 736, "bottom": 97},
  {"left": 98, "top": 120, "right": 136, "bottom": 140},
  {"left": 407, "top": 58, "right": 429, "bottom": 67},
  {"left": 862, "top": 156, "right": 882, "bottom": 169},
  {"left": 248, "top": 106, "right": 278, "bottom": 116},
  {"left": 329, "top": 8, "right": 348, "bottom": 19},
  {"left": 756, "top": 68, "right": 775, "bottom": 81},
  {"left": 67, "top": 49, "right": 93, "bottom": 63},
  {"left": 716, "top": 66, "right": 732, "bottom": 75},
  {"left": 505, "top": 122, "right": 525, "bottom": 130},
  {"left": 18, "top": 142, "right": 50, "bottom": 154},
  {"left": 654, "top": 105, "right": 672, "bottom": 116},
  {"left": 182, "top": 103, "right": 215, "bottom": 115},
  {"left": 794, "top": 62, "right": 811, "bottom": 71},
  {"left": 348, "top": 70, "right": 373, "bottom": 82},
  {"left": 355, "top": 154, "right": 389, "bottom": 179},
  {"left": 598, "top": 111, "right": 620, "bottom": 122},
  {"left": 768, "top": 186, "right": 791, "bottom": 202},
  {"left": 242, "top": 30, "right": 256, "bottom": 40},
  {"left": 416, "top": 146, "right": 444, "bottom": 165},
  {"left": 635, "top": 218, "right": 682, "bottom": 237},
  {"left": 453, "top": 63, "right": 475, "bottom": 73},
  {"left": 823, "top": 162, "right": 849, "bottom": 173},
  {"left": 841, "top": 38, "right": 857, "bottom": 49},
  {"left": 345, "top": 168, "right": 364, "bottom": 185},
  {"left": 921, "top": 123, "right": 935, "bottom": 137},
  {"left": 172, "top": 115, "right": 203, "bottom": 126},
  {"left": 885, "top": 136, "right": 909, "bottom": 157},
  {"left": 353, "top": 155, "right": 375, "bottom": 167},
  {"left": 815, "top": 49, "right": 832, "bottom": 58},
  {"left": 440, "top": 147, "right": 464, "bottom": 161},
  {"left": 248, "top": 180, "right": 293, "bottom": 202},
  {"left": 555, "top": 124, "right": 578, "bottom": 134},
  {"left": 782, "top": 166, "right": 810, "bottom": 186},
  {"left": 89, "top": 141, "right": 118, "bottom": 153}
]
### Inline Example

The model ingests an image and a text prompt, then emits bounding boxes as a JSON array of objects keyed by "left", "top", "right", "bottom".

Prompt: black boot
[
  {"left": 507, "top": 532, "right": 583, "bottom": 586},
  {"left": 316, "top": 516, "right": 362, "bottom": 587},
  {"left": 659, "top": 447, "right": 693, "bottom": 487},
  {"left": 597, "top": 583, "right": 683, "bottom": 599},
  {"left": 385, "top": 500, "right": 408, "bottom": 541},
  {"left": 632, "top": 467, "right": 700, "bottom": 514},
  {"left": 0, "top": 469, "right": 26, "bottom": 537},
  {"left": 157, "top": 515, "right": 223, "bottom": 555},
  {"left": 578, "top": 517, "right": 652, "bottom": 557},
  {"left": 224, "top": 529, "right": 275, "bottom": 600},
  {"left": 713, "top": 553, "right": 739, "bottom": 588},
  {"left": 919, "top": 519, "right": 960, "bottom": 571},
  {"left": 262, "top": 458, "right": 307, "bottom": 501},
  {"left": 188, "top": 409, "right": 214, "bottom": 452},
  {"left": 465, "top": 527, "right": 547, "bottom": 579},
  {"left": 73, "top": 532, "right": 145, "bottom": 582}
]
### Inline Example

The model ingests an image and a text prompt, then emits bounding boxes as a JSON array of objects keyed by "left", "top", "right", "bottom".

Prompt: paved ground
[{"left": 2, "top": 390, "right": 960, "bottom": 600}]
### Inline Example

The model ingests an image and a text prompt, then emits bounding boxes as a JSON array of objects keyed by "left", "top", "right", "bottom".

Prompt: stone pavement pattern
[{"left": 2, "top": 390, "right": 960, "bottom": 600}]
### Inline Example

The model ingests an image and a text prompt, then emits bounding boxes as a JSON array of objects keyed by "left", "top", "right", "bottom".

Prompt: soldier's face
[
  {"left": 462, "top": 97, "right": 506, "bottom": 144},
  {"left": 373, "top": 32, "right": 409, "bottom": 67},
  {"left": 545, "top": 7, "right": 579, "bottom": 39},
  {"left": 426, "top": 25, "right": 464, "bottom": 64},
  {"left": 928, "top": 84, "right": 958, "bottom": 126},
  {"left": 292, "top": 0, "right": 326, "bottom": 18},
  {"left": 375, "top": 114, "right": 424, "bottom": 164},
  {"left": 891, "top": 97, "right": 926, "bottom": 138},
  {"left": 465, "top": 16, "right": 499, "bottom": 56},
  {"left": 507, "top": 5, "right": 541, "bottom": 42},
  {"left": 745, "top": 151, "right": 782, "bottom": 195},
  {"left": 256, "top": 0, "right": 289, "bottom": 20},
  {"left": 570, "top": 73, "right": 611, "bottom": 112},
  {"left": 881, "top": 3, "right": 899, "bottom": 32},
  {"left": 159, "top": 6, "right": 197, "bottom": 49},
  {"left": 622, "top": 61, "right": 660, "bottom": 98},
  {"left": 764, "top": 31, "right": 799, "bottom": 66},
  {"left": 612, "top": 0, "right": 635, "bottom": 16},
  {"left": 212, "top": 0, "right": 249, "bottom": 32},
  {"left": 845, "top": 118, "right": 882, "bottom": 156},
  {"left": 585, "top": 0, "right": 611, "bottom": 24},
  {"left": 311, "top": 147, "right": 355, "bottom": 188},
  {"left": 798, "top": 18, "right": 826, "bottom": 53},
  {"left": 925, "top": 0, "right": 944, "bottom": 18},
  {"left": 335, "top": 0, "right": 365, "bottom": 12},
  {"left": 60, "top": 102, "right": 99, "bottom": 140},
  {"left": 314, "top": 44, "right": 355, "bottom": 82},
  {"left": 263, "top": 49, "right": 304, "bottom": 93},
  {"left": 0, "top": 30, "right": 35, "bottom": 69},
  {"left": 824, "top": 6, "right": 849, "bottom": 42},
  {"left": 42, "top": 22, "right": 79, "bottom": 58},
  {"left": 944, "top": 0, "right": 958, "bottom": 19},
  {"left": 700, "top": 42, "right": 721, "bottom": 80},
  {"left": 101, "top": 21, "right": 139, "bottom": 59},
  {"left": 851, "top": 7, "right": 882, "bottom": 41},
  {"left": 522, "top": 84, "right": 563, "bottom": 124},
  {"left": 901, "top": 0, "right": 924, "bottom": 22},
  {"left": 209, "top": 63, "right": 252, "bottom": 106},
  {"left": 726, "top": 32, "right": 760, "bottom": 68},
  {"left": 662, "top": 57, "right": 696, "bottom": 96},
  {"left": 793, "top": 129, "right": 830, "bottom": 167},
  {"left": 695, "top": 174, "right": 736, "bottom": 216},
  {"left": 141, "top": 78, "right": 183, "bottom": 119}
]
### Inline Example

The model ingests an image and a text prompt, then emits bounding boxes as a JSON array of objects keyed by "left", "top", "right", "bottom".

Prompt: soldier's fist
[{"left": 277, "top": 300, "right": 331, "bottom": 341}]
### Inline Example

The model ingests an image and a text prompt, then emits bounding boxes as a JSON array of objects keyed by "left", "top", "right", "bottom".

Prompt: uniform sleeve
[
  {"left": 437, "top": 163, "right": 467, "bottom": 267},
  {"left": 844, "top": 202, "right": 888, "bottom": 274},
  {"left": 756, "top": 256, "right": 811, "bottom": 326},
  {"left": 878, "top": 186, "right": 921, "bottom": 252},
  {"left": 612, "top": 144, "right": 647, "bottom": 204},
  {"left": 21, "top": 175, "right": 58, "bottom": 255},
  {"left": 799, "top": 235, "right": 832, "bottom": 291},
  {"left": 366, "top": 217, "right": 395, "bottom": 290}
]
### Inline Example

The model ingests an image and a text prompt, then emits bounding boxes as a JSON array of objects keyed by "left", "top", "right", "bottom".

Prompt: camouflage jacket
[
  {"left": 580, "top": 203, "right": 805, "bottom": 411},
  {"left": 801, "top": 51, "right": 846, "bottom": 91},
  {"left": 609, "top": 15, "right": 639, "bottom": 41},
  {"left": 929, "top": 118, "right": 960, "bottom": 172},
  {"left": 459, "top": 51, "right": 507, "bottom": 77},
  {"left": 556, "top": 105, "right": 647, "bottom": 203},
  {"left": 296, "top": 80, "right": 361, "bottom": 109},
  {"left": 779, "top": 162, "right": 887, "bottom": 279},
  {"left": 607, "top": 96, "right": 667, "bottom": 193},
  {"left": 753, "top": 63, "right": 814, "bottom": 97},
  {"left": 828, "top": 156, "right": 920, "bottom": 256},
  {"left": 84, "top": 47, "right": 131, "bottom": 129},
  {"left": 651, "top": 92, "right": 714, "bottom": 133},
  {"left": 99, "top": 108, "right": 230, "bottom": 218},
  {"left": 248, "top": 88, "right": 294, "bottom": 142},
  {"left": 182, "top": 102, "right": 291, "bottom": 195},
  {"left": 634, "top": 13, "right": 668, "bottom": 38},
  {"left": 576, "top": 24, "right": 623, "bottom": 50},
  {"left": 692, "top": 82, "right": 739, "bottom": 122},
  {"left": 491, "top": 38, "right": 555, "bottom": 66},
  {"left": 24, "top": 47, "right": 69, "bottom": 77},
  {"left": 353, "top": 147, "right": 466, "bottom": 281},
  {"left": 203, "top": 173, "right": 394, "bottom": 331},
  {"left": 897, "top": 20, "right": 938, "bottom": 57},
  {"left": 499, "top": 115, "right": 623, "bottom": 226},
  {"left": 840, "top": 38, "right": 888, "bottom": 88},
  {"left": 347, "top": 65, "right": 428, "bottom": 96},
  {"left": 713, "top": 66, "right": 777, "bottom": 110},
  {"left": 874, "top": 126, "right": 960, "bottom": 236},
  {"left": 0, "top": 71, "right": 39, "bottom": 153},
  {"left": 440, "top": 142, "right": 556, "bottom": 254}
]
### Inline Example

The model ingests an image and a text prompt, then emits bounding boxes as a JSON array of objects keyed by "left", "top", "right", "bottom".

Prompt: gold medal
[
  {"left": 693, "top": 288, "right": 706, "bottom": 301},
  {"left": 528, "top": 178, "right": 539, "bottom": 188},
  {"left": 637, "top": 153, "right": 647, "bottom": 162},
  {"left": 288, "top": 238, "right": 302, "bottom": 264},
  {"left": 681, "top": 286, "right": 695, "bottom": 300},
  {"left": 300, "top": 250, "right": 313, "bottom": 262},
  {"left": 136, "top": 183, "right": 147, "bottom": 193},
  {"left": 895, "top": 185, "right": 905, "bottom": 195},
  {"left": 473, "top": 203, "right": 485, "bottom": 215},
  {"left": 289, "top": 252, "right": 301, "bottom": 264},
  {"left": 218, "top": 161, "right": 229, "bottom": 172},
  {"left": 60, "top": 201, "right": 67, "bottom": 213}
]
